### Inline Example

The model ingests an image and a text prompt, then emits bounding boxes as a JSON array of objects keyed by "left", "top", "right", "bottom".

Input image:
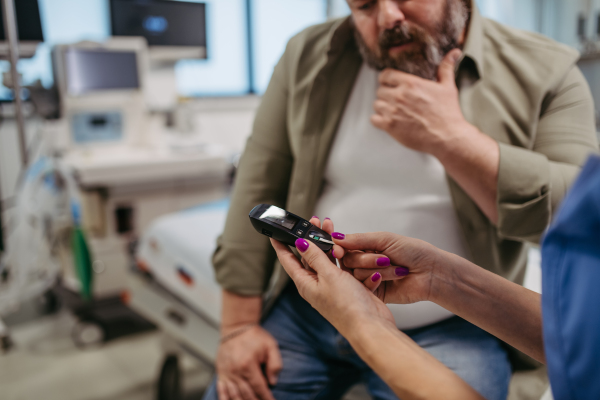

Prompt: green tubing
[{"left": 71, "top": 227, "right": 93, "bottom": 301}]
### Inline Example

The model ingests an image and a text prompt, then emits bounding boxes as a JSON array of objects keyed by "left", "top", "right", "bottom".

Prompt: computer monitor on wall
[
  {"left": 0, "top": 0, "right": 44, "bottom": 59},
  {"left": 110, "top": 0, "right": 207, "bottom": 63}
]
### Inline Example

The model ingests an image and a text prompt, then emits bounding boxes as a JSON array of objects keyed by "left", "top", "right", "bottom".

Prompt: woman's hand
[
  {"left": 270, "top": 234, "right": 397, "bottom": 338},
  {"left": 333, "top": 232, "right": 444, "bottom": 305}
]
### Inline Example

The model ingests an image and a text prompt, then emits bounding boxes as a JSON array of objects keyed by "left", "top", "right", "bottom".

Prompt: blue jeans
[{"left": 203, "top": 284, "right": 511, "bottom": 400}]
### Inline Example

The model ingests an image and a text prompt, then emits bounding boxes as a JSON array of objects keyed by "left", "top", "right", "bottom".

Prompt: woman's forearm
[
  {"left": 347, "top": 320, "right": 484, "bottom": 400},
  {"left": 430, "top": 251, "right": 545, "bottom": 363}
]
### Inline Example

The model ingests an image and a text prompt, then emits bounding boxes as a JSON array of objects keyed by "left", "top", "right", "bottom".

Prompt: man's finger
[
  {"left": 217, "top": 380, "right": 230, "bottom": 400},
  {"left": 376, "top": 86, "right": 398, "bottom": 102},
  {"left": 371, "top": 114, "right": 389, "bottom": 131},
  {"left": 225, "top": 381, "right": 243, "bottom": 400},
  {"left": 363, "top": 271, "right": 382, "bottom": 293},
  {"left": 245, "top": 366, "right": 274, "bottom": 400},
  {"left": 265, "top": 341, "right": 283, "bottom": 386},
  {"left": 235, "top": 378, "right": 259, "bottom": 400},
  {"left": 373, "top": 99, "right": 394, "bottom": 116},
  {"left": 354, "top": 265, "right": 410, "bottom": 281},
  {"left": 379, "top": 68, "right": 413, "bottom": 87},
  {"left": 437, "top": 48, "right": 462, "bottom": 84}
]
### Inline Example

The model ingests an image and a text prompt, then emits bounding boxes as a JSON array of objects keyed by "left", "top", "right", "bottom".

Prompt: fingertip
[
  {"left": 395, "top": 266, "right": 410, "bottom": 277},
  {"left": 331, "top": 245, "right": 344, "bottom": 259},
  {"left": 295, "top": 238, "right": 309, "bottom": 252},
  {"left": 371, "top": 272, "right": 382, "bottom": 282}
]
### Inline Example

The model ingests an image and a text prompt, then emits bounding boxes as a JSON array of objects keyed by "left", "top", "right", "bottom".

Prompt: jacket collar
[{"left": 461, "top": 0, "right": 485, "bottom": 80}]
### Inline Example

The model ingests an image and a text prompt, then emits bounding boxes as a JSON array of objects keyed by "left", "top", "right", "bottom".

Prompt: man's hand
[
  {"left": 216, "top": 324, "right": 282, "bottom": 400},
  {"left": 372, "top": 48, "right": 500, "bottom": 224},
  {"left": 371, "top": 48, "right": 467, "bottom": 155}
]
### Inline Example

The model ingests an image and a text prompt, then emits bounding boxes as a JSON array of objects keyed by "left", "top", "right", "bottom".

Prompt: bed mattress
[{"left": 136, "top": 199, "right": 229, "bottom": 325}]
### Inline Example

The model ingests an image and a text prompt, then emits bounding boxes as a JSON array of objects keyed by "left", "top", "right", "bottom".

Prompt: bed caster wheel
[
  {"left": 157, "top": 354, "right": 181, "bottom": 400},
  {"left": 71, "top": 320, "right": 105, "bottom": 349},
  {"left": 0, "top": 334, "right": 13, "bottom": 353},
  {"left": 37, "top": 289, "right": 60, "bottom": 315}
]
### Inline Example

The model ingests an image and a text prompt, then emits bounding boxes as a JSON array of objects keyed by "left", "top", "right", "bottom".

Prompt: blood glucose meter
[{"left": 249, "top": 204, "right": 334, "bottom": 252}]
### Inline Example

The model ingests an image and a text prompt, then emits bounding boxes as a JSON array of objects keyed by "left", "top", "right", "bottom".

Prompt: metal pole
[
  {"left": 245, "top": 0, "right": 255, "bottom": 94},
  {"left": 1, "top": 0, "right": 27, "bottom": 167}
]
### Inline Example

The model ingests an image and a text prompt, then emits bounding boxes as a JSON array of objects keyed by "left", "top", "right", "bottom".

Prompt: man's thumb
[
  {"left": 265, "top": 341, "right": 283, "bottom": 386},
  {"left": 437, "top": 48, "right": 462, "bottom": 84}
]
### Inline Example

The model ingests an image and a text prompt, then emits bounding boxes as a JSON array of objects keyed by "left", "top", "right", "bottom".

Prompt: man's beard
[{"left": 353, "top": 0, "right": 469, "bottom": 80}]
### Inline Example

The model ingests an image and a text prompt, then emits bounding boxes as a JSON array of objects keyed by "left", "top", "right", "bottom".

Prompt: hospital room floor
[{"left": 0, "top": 301, "right": 371, "bottom": 400}]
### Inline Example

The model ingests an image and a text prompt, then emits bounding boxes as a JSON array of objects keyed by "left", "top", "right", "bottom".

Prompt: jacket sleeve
[
  {"left": 212, "top": 49, "right": 294, "bottom": 296},
  {"left": 497, "top": 66, "right": 599, "bottom": 243}
]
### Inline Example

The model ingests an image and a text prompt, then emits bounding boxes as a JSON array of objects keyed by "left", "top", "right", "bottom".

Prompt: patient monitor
[
  {"left": 53, "top": 37, "right": 150, "bottom": 149},
  {"left": 110, "top": 0, "right": 208, "bottom": 111},
  {"left": 0, "top": 0, "right": 44, "bottom": 59}
]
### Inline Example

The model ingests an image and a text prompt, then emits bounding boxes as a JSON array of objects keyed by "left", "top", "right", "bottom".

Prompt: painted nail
[
  {"left": 332, "top": 232, "right": 345, "bottom": 240},
  {"left": 371, "top": 272, "right": 381, "bottom": 282},
  {"left": 312, "top": 216, "right": 318, "bottom": 219},
  {"left": 395, "top": 267, "right": 409, "bottom": 277},
  {"left": 331, "top": 249, "right": 336, "bottom": 258},
  {"left": 325, "top": 217, "right": 331, "bottom": 220},
  {"left": 295, "top": 238, "right": 309, "bottom": 252},
  {"left": 376, "top": 257, "right": 390, "bottom": 267}
]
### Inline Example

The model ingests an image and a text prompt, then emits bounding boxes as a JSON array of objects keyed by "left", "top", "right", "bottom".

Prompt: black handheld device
[{"left": 249, "top": 204, "right": 334, "bottom": 252}]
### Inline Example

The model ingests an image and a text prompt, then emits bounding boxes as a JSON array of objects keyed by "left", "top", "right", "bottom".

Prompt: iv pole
[
  {"left": 1, "top": 0, "right": 27, "bottom": 167},
  {"left": 0, "top": 0, "right": 25, "bottom": 258}
]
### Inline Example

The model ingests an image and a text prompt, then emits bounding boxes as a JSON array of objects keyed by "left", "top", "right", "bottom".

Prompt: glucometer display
[
  {"left": 259, "top": 206, "right": 298, "bottom": 230},
  {"left": 249, "top": 204, "right": 334, "bottom": 252}
]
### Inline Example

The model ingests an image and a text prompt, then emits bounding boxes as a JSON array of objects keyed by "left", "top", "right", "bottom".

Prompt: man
[{"left": 203, "top": 0, "right": 598, "bottom": 399}]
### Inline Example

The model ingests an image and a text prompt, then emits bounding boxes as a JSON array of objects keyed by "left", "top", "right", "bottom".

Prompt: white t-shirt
[{"left": 313, "top": 63, "right": 470, "bottom": 330}]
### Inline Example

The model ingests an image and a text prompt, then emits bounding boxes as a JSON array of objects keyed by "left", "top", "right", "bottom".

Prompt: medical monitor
[
  {"left": 65, "top": 49, "right": 140, "bottom": 96},
  {"left": 110, "top": 0, "right": 207, "bottom": 61},
  {"left": 0, "top": 0, "right": 44, "bottom": 59}
]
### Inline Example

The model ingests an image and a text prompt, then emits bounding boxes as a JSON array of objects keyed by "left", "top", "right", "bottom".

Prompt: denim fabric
[{"left": 203, "top": 284, "right": 511, "bottom": 400}]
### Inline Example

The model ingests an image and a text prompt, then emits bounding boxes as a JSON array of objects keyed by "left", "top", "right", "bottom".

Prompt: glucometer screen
[{"left": 259, "top": 206, "right": 298, "bottom": 230}]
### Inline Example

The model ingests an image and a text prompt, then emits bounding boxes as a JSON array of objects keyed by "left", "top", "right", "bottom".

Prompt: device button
[
  {"left": 262, "top": 229, "right": 273, "bottom": 237},
  {"left": 302, "top": 221, "right": 309, "bottom": 228},
  {"left": 296, "top": 229, "right": 304, "bottom": 236}
]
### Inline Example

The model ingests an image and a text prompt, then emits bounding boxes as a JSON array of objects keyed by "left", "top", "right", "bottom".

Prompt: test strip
[{"left": 309, "top": 234, "right": 335, "bottom": 245}]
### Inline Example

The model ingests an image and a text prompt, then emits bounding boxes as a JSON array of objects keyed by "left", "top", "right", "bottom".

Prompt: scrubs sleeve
[{"left": 541, "top": 155, "right": 600, "bottom": 400}]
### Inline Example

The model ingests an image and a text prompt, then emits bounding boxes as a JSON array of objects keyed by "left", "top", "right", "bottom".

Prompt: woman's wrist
[{"left": 427, "top": 249, "right": 467, "bottom": 306}]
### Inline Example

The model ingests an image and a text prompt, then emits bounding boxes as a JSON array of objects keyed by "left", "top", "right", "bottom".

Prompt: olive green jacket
[{"left": 213, "top": 4, "right": 598, "bottom": 302}]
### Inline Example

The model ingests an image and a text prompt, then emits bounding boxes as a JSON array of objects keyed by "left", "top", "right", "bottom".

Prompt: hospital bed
[{"left": 127, "top": 199, "right": 227, "bottom": 399}]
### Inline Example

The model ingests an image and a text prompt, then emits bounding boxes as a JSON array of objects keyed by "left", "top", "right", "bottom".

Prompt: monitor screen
[
  {"left": 65, "top": 49, "right": 139, "bottom": 95},
  {"left": 0, "top": 0, "right": 44, "bottom": 42},
  {"left": 110, "top": 0, "right": 207, "bottom": 49},
  {"left": 259, "top": 206, "right": 298, "bottom": 230}
]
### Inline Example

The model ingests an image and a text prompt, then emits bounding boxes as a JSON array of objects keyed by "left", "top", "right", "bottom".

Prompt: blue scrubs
[{"left": 542, "top": 155, "right": 600, "bottom": 400}]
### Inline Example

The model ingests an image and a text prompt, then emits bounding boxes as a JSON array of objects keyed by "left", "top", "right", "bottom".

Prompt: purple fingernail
[
  {"left": 332, "top": 232, "right": 345, "bottom": 240},
  {"left": 376, "top": 257, "right": 390, "bottom": 267},
  {"left": 295, "top": 238, "right": 309, "bottom": 252},
  {"left": 331, "top": 249, "right": 336, "bottom": 258},
  {"left": 371, "top": 272, "right": 381, "bottom": 282},
  {"left": 325, "top": 217, "right": 331, "bottom": 220},
  {"left": 312, "top": 216, "right": 318, "bottom": 219},
  {"left": 395, "top": 266, "right": 409, "bottom": 277}
]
